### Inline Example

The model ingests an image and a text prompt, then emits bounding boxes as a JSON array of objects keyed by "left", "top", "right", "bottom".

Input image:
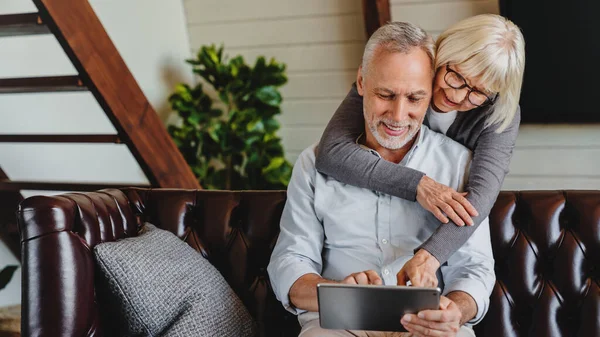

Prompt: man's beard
[{"left": 367, "top": 118, "right": 421, "bottom": 150}]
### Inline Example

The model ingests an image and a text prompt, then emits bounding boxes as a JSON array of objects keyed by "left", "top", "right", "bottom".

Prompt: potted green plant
[{"left": 168, "top": 45, "right": 293, "bottom": 190}]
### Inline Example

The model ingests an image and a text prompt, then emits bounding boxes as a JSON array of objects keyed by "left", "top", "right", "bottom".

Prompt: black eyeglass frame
[{"left": 444, "top": 64, "right": 498, "bottom": 107}]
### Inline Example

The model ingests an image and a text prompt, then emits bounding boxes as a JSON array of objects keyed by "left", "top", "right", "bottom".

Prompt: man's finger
[
  {"left": 417, "top": 308, "right": 459, "bottom": 322},
  {"left": 342, "top": 275, "right": 357, "bottom": 285},
  {"left": 353, "top": 272, "right": 369, "bottom": 285},
  {"left": 401, "top": 314, "right": 452, "bottom": 336},
  {"left": 365, "top": 270, "right": 383, "bottom": 285},
  {"left": 447, "top": 199, "right": 473, "bottom": 226},
  {"left": 439, "top": 296, "right": 451, "bottom": 310},
  {"left": 402, "top": 321, "right": 446, "bottom": 337},
  {"left": 453, "top": 192, "right": 478, "bottom": 217}
]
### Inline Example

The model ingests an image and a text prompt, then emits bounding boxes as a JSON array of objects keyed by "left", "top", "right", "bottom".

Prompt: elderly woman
[{"left": 316, "top": 14, "right": 525, "bottom": 287}]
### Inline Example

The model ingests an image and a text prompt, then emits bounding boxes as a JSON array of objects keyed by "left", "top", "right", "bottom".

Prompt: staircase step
[
  {"left": 0, "top": 13, "right": 50, "bottom": 37},
  {"left": 0, "top": 76, "right": 86, "bottom": 94},
  {"left": 0, "top": 134, "right": 121, "bottom": 143},
  {"left": 0, "top": 180, "right": 150, "bottom": 192}
]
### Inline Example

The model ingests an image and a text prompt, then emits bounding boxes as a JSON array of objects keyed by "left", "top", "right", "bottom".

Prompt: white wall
[
  {"left": 183, "top": 0, "right": 366, "bottom": 163},
  {"left": 184, "top": 0, "right": 600, "bottom": 191},
  {"left": 0, "top": 0, "right": 193, "bottom": 307}
]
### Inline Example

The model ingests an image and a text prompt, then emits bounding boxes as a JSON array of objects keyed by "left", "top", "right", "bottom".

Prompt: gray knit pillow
[{"left": 93, "top": 223, "right": 255, "bottom": 337}]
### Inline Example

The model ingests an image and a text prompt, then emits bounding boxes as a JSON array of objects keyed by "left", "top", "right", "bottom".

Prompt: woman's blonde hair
[{"left": 435, "top": 14, "right": 525, "bottom": 133}]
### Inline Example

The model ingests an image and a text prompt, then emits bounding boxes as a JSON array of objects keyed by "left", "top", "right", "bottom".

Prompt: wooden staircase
[{"left": 0, "top": 1, "right": 200, "bottom": 258}]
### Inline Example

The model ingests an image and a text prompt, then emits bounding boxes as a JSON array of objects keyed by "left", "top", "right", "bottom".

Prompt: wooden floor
[{"left": 0, "top": 304, "right": 20, "bottom": 336}]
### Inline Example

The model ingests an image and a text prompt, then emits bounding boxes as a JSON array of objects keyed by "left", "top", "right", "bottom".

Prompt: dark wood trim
[
  {"left": 0, "top": 134, "right": 121, "bottom": 143},
  {"left": 0, "top": 76, "right": 86, "bottom": 94},
  {"left": 0, "top": 180, "right": 150, "bottom": 192},
  {"left": 0, "top": 13, "right": 50, "bottom": 37},
  {"left": 0, "top": 168, "right": 23, "bottom": 259},
  {"left": 32, "top": 0, "right": 201, "bottom": 189},
  {"left": 362, "top": 0, "right": 391, "bottom": 39}
]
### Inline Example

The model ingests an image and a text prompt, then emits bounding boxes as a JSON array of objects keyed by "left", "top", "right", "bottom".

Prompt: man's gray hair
[{"left": 361, "top": 22, "right": 435, "bottom": 76}]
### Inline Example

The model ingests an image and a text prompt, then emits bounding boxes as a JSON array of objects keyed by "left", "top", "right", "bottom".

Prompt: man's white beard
[{"left": 368, "top": 119, "right": 421, "bottom": 150}]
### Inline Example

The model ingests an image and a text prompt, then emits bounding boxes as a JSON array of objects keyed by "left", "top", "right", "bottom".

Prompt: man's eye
[
  {"left": 409, "top": 97, "right": 423, "bottom": 103},
  {"left": 377, "top": 94, "right": 394, "bottom": 100}
]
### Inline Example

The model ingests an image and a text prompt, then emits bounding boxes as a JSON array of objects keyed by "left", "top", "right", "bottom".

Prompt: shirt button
[
  {"left": 381, "top": 239, "right": 388, "bottom": 244},
  {"left": 383, "top": 269, "right": 390, "bottom": 275}
]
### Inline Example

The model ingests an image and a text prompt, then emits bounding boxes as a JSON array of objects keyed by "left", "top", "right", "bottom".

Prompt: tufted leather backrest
[
  {"left": 475, "top": 191, "right": 600, "bottom": 337},
  {"left": 18, "top": 189, "right": 600, "bottom": 337}
]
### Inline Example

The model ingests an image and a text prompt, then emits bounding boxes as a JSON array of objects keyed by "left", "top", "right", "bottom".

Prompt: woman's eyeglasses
[{"left": 444, "top": 65, "right": 498, "bottom": 107}]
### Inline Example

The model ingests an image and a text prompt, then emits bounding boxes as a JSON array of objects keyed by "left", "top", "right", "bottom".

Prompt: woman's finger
[
  {"left": 452, "top": 192, "right": 478, "bottom": 217},
  {"left": 441, "top": 204, "right": 464, "bottom": 226},
  {"left": 447, "top": 199, "right": 472, "bottom": 226},
  {"left": 431, "top": 207, "right": 449, "bottom": 224},
  {"left": 425, "top": 274, "right": 438, "bottom": 287}
]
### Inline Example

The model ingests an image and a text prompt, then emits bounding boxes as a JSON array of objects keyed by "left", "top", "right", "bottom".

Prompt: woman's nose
[{"left": 451, "top": 87, "right": 469, "bottom": 104}]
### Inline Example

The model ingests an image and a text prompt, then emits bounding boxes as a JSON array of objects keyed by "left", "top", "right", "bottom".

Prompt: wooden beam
[
  {"left": 362, "top": 0, "right": 391, "bottom": 40},
  {"left": 0, "top": 13, "right": 50, "bottom": 37},
  {"left": 0, "top": 168, "right": 23, "bottom": 259},
  {"left": 0, "top": 134, "right": 121, "bottom": 143},
  {"left": 0, "top": 180, "right": 150, "bottom": 192},
  {"left": 32, "top": 0, "right": 201, "bottom": 189},
  {"left": 0, "top": 76, "right": 86, "bottom": 94}
]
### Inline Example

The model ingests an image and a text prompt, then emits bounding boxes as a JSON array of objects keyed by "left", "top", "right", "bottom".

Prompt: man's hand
[
  {"left": 342, "top": 270, "right": 383, "bottom": 285},
  {"left": 400, "top": 295, "right": 461, "bottom": 337},
  {"left": 289, "top": 271, "right": 383, "bottom": 312},
  {"left": 397, "top": 249, "right": 440, "bottom": 287},
  {"left": 416, "top": 175, "right": 478, "bottom": 226}
]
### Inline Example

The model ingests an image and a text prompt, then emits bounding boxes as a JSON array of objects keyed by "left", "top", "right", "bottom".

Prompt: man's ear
[{"left": 357, "top": 66, "right": 365, "bottom": 96}]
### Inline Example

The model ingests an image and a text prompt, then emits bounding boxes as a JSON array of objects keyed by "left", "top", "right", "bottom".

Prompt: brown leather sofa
[{"left": 17, "top": 188, "right": 600, "bottom": 337}]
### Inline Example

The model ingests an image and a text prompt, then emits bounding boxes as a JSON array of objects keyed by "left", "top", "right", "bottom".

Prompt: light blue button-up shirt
[{"left": 267, "top": 125, "right": 495, "bottom": 324}]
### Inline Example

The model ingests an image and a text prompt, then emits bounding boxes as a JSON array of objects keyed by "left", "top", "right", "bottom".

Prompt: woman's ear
[{"left": 357, "top": 66, "right": 365, "bottom": 96}]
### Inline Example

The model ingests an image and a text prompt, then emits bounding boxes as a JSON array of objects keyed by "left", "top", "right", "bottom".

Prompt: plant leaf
[
  {"left": 0, "top": 265, "right": 18, "bottom": 290},
  {"left": 256, "top": 86, "right": 282, "bottom": 107},
  {"left": 262, "top": 157, "right": 286, "bottom": 174}
]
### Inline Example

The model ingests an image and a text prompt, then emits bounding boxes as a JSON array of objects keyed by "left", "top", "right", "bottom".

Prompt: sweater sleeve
[
  {"left": 417, "top": 106, "right": 521, "bottom": 263},
  {"left": 315, "top": 84, "right": 425, "bottom": 201}
]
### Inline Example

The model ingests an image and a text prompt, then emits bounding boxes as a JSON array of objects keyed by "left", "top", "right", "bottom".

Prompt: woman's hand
[
  {"left": 397, "top": 249, "right": 440, "bottom": 287},
  {"left": 416, "top": 176, "right": 478, "bottom": 226}
]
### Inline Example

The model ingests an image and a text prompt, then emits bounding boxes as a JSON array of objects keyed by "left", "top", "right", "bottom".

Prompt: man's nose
[{"left": 390, "top": 98, "right": 409, "bottom": 121}]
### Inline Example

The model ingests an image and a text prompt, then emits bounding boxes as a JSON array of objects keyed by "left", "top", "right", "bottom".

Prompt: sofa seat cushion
[{"left": 93, "top": 223, "right": 255, "bottom": 337}]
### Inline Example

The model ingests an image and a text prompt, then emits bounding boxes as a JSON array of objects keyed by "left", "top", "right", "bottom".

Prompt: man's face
[{"left": 357, "top": 47, "right": 433, "bottom": 151}]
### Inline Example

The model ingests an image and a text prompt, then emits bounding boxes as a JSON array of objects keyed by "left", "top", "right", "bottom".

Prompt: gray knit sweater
[{"left": 315, "top": 84, "right": 520, "bottom": 264}]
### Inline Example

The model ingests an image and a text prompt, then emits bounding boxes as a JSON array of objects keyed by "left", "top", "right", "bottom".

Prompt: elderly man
[{"left": 268, "top": 22, "right": 495, "bottom": 337}]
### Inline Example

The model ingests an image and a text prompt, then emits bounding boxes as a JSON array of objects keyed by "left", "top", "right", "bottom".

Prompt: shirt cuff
[
  {"left": 269, "top": 260, "right": 320, "bottom": 315},
  {"left": 442, "top": 279, "right": 490, "bottom": 325}
]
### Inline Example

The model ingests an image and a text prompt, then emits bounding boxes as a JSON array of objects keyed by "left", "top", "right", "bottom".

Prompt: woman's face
[{"left": 431, "top": 64, "right": 494, "bottom": 112}]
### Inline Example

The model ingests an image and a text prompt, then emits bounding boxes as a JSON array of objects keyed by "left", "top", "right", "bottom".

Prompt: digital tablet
[{"left": 317, "top": 283, "right": 441, "bottom": 332}]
